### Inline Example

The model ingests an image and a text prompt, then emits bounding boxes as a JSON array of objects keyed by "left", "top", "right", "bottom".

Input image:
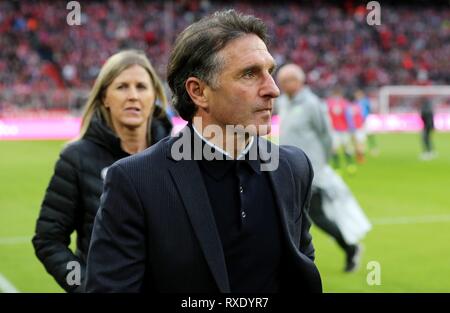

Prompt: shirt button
[
  {"left": 239, "top": 186, "right": 244, "bottom": 193},
  {"left": 241, "top": 211, "right": 246, "bottom": 218}
]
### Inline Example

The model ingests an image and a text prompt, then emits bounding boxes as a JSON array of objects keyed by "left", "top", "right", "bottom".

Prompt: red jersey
[
  {"left": 327, "top": 97, "right": 349, "bottom": 131},
  {"left": 347, "top": 102, "right": 365, "bottom": 129}
]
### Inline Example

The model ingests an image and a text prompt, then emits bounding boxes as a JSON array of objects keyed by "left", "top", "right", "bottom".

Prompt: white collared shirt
[{"left": 192, "top": 125, "right": 255, "bottom": 160}]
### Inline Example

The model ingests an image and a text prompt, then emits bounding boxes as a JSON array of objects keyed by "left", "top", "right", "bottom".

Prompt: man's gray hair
[{"left": 167, "top": 9, "right": 269, "bottom": 122}]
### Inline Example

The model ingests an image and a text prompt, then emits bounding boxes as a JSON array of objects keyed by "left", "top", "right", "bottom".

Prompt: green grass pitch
[{"left": 0, "top": 132, "right": 449, "bottom": 292}]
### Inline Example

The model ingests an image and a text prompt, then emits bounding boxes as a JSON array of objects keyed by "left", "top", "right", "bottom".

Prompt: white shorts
[
  {"left": 332, "top": 131, "right": 353, "bottom": 153},
  {"left": 353, "top": 129, "right": 367, "bottom": 144}
]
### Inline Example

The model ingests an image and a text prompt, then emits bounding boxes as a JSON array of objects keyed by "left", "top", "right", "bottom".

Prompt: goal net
[{"left": 367, "top": 85, "right": 450, "bottom": 132}]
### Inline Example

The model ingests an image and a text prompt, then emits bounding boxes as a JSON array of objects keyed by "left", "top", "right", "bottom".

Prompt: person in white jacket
[{"left": 276, "top": 63, "right": 371, "bottom": 272}]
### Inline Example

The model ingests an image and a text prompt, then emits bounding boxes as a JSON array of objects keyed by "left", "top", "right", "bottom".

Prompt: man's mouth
[{"left": 255, "top": 108, "right": 272, "bottom": 113}]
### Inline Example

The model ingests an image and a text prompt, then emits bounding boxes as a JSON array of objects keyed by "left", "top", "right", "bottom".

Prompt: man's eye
[
  {"left": 117, "top": 85, "right": 125, "bottom": 89},
  {"left": 243, "top": 71, "right": 255, "bottom": 78}
]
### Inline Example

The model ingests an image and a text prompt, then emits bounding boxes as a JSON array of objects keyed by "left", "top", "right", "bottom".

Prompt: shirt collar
[{"left": 192, "top": 124, "right": 255, "bottom": 160}]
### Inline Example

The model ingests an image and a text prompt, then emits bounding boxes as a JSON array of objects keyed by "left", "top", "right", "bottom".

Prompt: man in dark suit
[{"left": 85, "top": 9, "right": 322, "bottom": 293}]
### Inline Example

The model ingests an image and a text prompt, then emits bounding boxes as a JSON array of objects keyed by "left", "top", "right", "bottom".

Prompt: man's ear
[{"left": 185, "top": 77, "right": 209, "bottom": 111}]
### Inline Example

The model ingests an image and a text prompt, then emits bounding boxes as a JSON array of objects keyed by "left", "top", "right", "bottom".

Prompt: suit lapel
[
  {"left": 263, "top": 142, "right": 322, "bottom": 292},
  {"left": 166, "top": 127, "right": 230, "bottom": 293},
  {"left": 264, "top": 145, "right": 299, "bottom": 242}
]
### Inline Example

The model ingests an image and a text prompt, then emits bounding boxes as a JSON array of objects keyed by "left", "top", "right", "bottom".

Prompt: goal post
[
  {"left": 366, "top": 85, "right": 450, "bottom": 132},
  {"left": 378, "top": 85, "right": 450, "bottom": 114}
]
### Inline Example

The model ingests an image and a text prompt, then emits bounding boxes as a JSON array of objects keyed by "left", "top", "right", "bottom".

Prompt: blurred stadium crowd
[{"left": 0, "top": 0, "right": 449, "bottom": 114}]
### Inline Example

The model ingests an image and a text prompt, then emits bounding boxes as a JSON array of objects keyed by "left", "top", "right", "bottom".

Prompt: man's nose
[{"left": 260, "top": 73, "right": 280, "bottom": 98}]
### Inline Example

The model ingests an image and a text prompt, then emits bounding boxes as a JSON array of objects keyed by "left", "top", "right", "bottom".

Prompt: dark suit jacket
[{"left": 85, "top": 126, "right": 322, "bottom": 293}]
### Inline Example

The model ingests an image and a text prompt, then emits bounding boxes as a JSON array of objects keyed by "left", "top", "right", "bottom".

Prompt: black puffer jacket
[{"left": 32, "top": 109, "right": 172, "bottom": 292}]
